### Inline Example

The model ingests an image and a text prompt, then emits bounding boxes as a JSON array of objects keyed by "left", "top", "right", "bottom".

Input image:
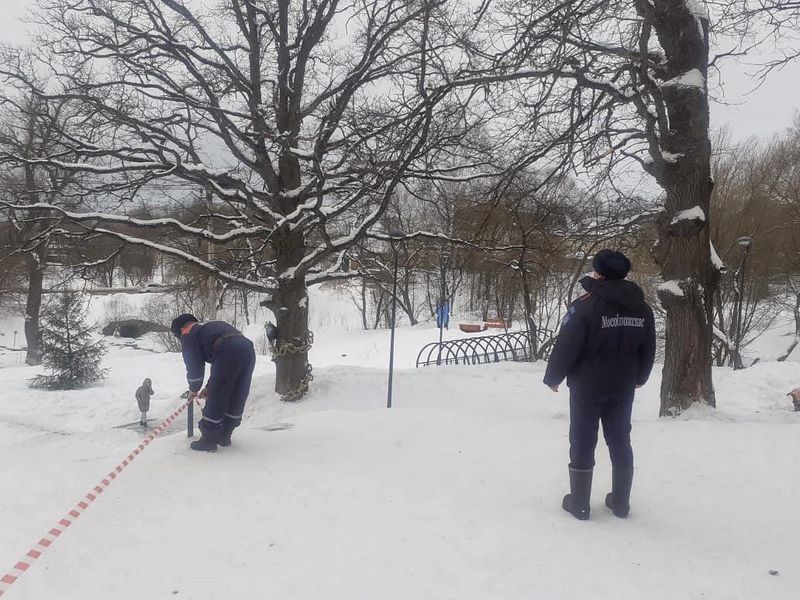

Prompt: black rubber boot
[
  {"left": 605, "top": 467, "right": 634, "bottom": 518},
  {"left": 562, "top": 468, "right": 593, "bottom": 520},
  {"left": 190, "top": 429, "right": 220, "bottom": 453},
  {"left": 219, "top": 425, "right": 234, "bottom": 448}
]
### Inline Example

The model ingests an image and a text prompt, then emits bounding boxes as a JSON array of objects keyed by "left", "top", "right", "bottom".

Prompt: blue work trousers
[{"left": 568, "top": 391, "right": 634, "bottom": 470}]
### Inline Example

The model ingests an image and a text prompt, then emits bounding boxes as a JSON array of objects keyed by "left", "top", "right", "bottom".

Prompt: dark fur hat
[{"left": 592, "top": 249, "right": 631, "bottom": 280}]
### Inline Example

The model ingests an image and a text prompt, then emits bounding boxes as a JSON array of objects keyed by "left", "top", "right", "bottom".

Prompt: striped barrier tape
[{"left": 0, "top": 399, "right": 192, "bottom": 598}]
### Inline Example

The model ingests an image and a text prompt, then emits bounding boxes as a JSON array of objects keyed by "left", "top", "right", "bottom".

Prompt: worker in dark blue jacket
[
  {"left": 544, "top": 250, "right": 656, "bottom": 520},
  {"left": 171, "top": 314, "right": 257, "bottom": 452}
]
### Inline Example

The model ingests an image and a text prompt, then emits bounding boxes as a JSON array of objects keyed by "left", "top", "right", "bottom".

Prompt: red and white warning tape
[{"left": 0, "top": 399, "right": 191, "bottom": 598}]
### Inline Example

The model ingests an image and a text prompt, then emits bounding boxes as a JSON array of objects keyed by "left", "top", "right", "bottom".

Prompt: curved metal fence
[{"left": 416, "top": 331, "right": 537, "bottom": 367}]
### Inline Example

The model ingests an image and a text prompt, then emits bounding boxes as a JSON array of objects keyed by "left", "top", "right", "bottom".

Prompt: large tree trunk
[
  {"left": 271, "top": 226, "right": 311, "bottom": 399},
  {"left": 269, "top": 141, "right": 311, "bottom": 399},
  {"left": 272, "top": 271, "right": 311, "bottom": 399},
  {"left": 649, "top": 0, "right": 717, "bottom": 416},
  {"left": 24, "top": 251, "right": 44, "bottom": 366}
]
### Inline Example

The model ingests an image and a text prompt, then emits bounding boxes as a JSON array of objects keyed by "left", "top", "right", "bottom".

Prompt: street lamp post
[
  {"left": 733, "top": 236, "right": 753, "bottom": 370},
  {"left": 387, "top": 229, "right": 406, "bottom": 408},
  {"left": 436, "top": 249, "right": 451, "bottom": 365}
]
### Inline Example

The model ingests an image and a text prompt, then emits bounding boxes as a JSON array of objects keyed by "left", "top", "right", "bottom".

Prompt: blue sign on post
[{"left": 436, "top": 301, "right": 450, "bottom": 329}]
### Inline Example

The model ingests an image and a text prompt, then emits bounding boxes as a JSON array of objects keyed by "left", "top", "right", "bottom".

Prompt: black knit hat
[
  {"left": 592, "top": 249, "right": 631, "bottom": 280},
  {"left": 171, "top": 313, "right": 198, "bottom": 338}
]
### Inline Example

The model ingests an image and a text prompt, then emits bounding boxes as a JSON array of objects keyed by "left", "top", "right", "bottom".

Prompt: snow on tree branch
[
  {"left": 0, "top": 202, "right": 272, "bottom": 243},
  {"left": 56, "top": 227, "right": 277, "bottom": 294},
  {"left": 671, "top": 206, "right": 706, "bottom": 225},
  {"left": 661, "top": 69, "right": 707, "bottom": 91}
]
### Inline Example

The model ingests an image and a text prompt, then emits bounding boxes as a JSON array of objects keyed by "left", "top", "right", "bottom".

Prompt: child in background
[{"left": 136, "top": 378, "right": 155, "bottom": 427}]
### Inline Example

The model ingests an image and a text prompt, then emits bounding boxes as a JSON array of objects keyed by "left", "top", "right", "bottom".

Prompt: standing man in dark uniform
[
  {"left": 171, "top": 314, "right": 257, "bottom": 453},
  {"left": 544, "top": 250, "right": 656, "bottom": 520}
]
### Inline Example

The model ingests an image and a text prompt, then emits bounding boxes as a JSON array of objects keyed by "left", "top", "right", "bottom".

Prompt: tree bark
[
  {"left": 649, "top": 0, "right": 717, "bottom": 416},
  {"left": 520, "top": 271, "right": 537, "bottom": 359},
  {"left": 713, "top": 291, "right": 727, "bottom": 366},
  {"left": 269, "top": 220, "right": 311, "bottom": 398},
  {"left": 481, "top": 271, "right": 491, "bottom": 321},
  {"left": 272, "top": 270, "right": 310, "bottom": 398},
  {"left": 24, "top": 250, "right": 44, "bottom": 366},
  {"left": 270, "top": 139, "right": 311, "bottom": 398},
  {"left": 359, "top": 279, "right": 369, "bottom": 331},
  {"left": 777, "top": 292, "right": 800, "bottom": 362},
  {"left": 372, "top": 289, "right": 387, "bottom": 330},
  {"left": 241, "top": 289, "right": 251, "bottom": 326},
  {"left": 400, "top": 287, "right": 419, "bottom": 326},
  {"left": 201, "top": 194, "right": 218, "bottom": 320}
]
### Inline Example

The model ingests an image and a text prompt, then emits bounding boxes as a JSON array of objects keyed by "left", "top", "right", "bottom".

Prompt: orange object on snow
[{"left": 459, "top": 323, "right": 487, "bottom": 333}]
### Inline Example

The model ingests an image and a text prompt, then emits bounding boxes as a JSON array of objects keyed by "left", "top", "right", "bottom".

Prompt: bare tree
[
  {"left": 477, "top": 0, "right": 724, "bottom": 414},
  {"left": 1, "top": 1, "right": 480, "bottom": 397},
  {"left": 587, "top": 0, "right": 718, "bottom": 416},
  {"left": 737, "top": 1, "right": 800, "bottom": 76},
  {"left": 0, "top": 85, "right": 85, "bottom": 365},
  {"left": 7, "top": 0, "right": 785, "bottom": 414},
  {"left": 2, "top": 0, "right": 607, "bottom": 400},
  {"left": 709, "top": 120, "right": 800, "bottom": 364},
  {"left": 777, "top": 276, "right": 800, "bottom": 361}
]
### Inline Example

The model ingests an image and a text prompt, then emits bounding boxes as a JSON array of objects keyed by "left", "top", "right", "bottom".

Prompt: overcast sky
[{"left": 1, "top": 0, "right": 798, "bottom": 142}]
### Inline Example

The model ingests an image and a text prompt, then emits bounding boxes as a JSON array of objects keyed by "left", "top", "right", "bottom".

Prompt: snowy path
[{"left": 1, "top": 349, "right": 799, "bottom": 598}]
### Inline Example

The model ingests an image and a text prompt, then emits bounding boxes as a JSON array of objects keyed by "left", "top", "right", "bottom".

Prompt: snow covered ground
[{"left": 1, "top": 294, "right": 799, "bottom": 599}]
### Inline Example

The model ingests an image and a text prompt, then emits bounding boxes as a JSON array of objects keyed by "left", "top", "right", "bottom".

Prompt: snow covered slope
[{"left": 0, "top": 330, "right": 798, "bottom": 599}]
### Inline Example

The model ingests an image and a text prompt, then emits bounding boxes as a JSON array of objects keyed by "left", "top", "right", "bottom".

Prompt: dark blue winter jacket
[
  {"left": 180, "top": 321, "right": 244, "bottom": 392},
  {"left": 544, "top": 276, "right": 656, "bottom": 397}
]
